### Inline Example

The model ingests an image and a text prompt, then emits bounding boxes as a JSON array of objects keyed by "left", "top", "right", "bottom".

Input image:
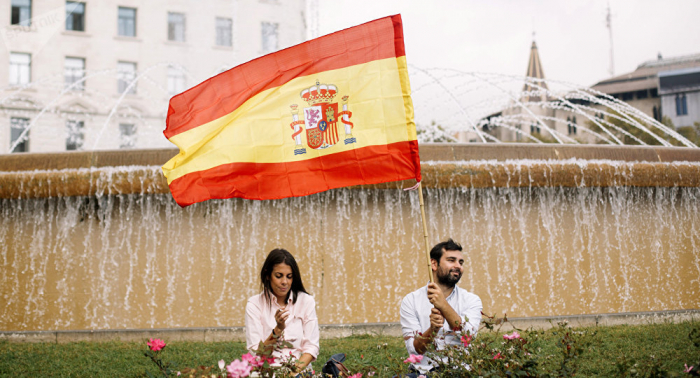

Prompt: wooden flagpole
[{"left": 417, "top": 182, "right": 434, "bottom": 283}]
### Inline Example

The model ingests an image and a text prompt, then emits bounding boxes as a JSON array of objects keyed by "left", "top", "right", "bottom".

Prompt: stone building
[
  {"left": 478, "top": 41, "right": 588, "bottom": 144},
  {"left": 658, "top": 65, "right": 700, "bottom": 128},
  {"left": 2, "top": 0, "right": 308, "bottom": 153},
  {"left": 591, "top": 53, "right": 700, "bottom": 127}
]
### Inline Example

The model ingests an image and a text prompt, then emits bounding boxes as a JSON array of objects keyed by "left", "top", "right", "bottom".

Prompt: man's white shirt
[{"left": 400, "top": 285, "right": 483, "bottom": 374}]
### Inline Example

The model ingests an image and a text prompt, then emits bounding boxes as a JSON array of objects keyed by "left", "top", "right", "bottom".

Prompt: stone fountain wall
[{"left": 1, "top": 144, "right": 699, "bottom": 331}]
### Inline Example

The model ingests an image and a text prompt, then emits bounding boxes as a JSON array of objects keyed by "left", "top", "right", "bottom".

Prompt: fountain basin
[{"left": 1, "top": 144, "right": 699, "bottom": 332}]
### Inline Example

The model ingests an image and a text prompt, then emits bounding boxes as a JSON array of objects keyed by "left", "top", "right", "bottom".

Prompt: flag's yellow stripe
[{"left": 163, "top": 56, "right": 414, "bottom": 185}]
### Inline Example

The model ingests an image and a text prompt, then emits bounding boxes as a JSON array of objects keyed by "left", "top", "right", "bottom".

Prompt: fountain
[{"left": 1, "top": 65, "right": 699, "bottom": 338}]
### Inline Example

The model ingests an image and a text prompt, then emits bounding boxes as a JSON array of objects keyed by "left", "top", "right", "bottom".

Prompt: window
[
  {"left": 261, "top": 22, "right": 278, "bottom": 53},
  {"left": 621, "top": 92, "right": 634, "bottom": 101},
  {"left": 9, "top": 52, "right": 31, "bottom": 85},
  {"left": 118, "top": 7, "right": 136, "bottom": 37},
  {"left": 65, "top": 1, "right": 85, "bottom": 31},
  {"left": 11, "top": 0, "right": 31, "bottom": 26},
  {"left": 571, "top": 116, "right": 577, "bottom": 135},
  {"left": 119, "top": 123, "right": 136, "bottom": 149},
  {"left": 167, "top": 66, "right": 186, "bottom": 95},
  {"left": 676, "top": 94, "right": 688, "bottom": 116},
  {"left": 64, "top": 57, "right": 85, "bottom": 90},
  {"left": 168, "top": 12, "right": 185, "bottom": 42},
  {"left": 117, "top": 61, "right": 136, "bottom": 94},
  {"left": 653, "top": 106, "right": 660, "bottom": 121},
  {"left": 636, "top": 90, "right": 648, "bottom": 100},
  {"left": 216, "top": 17, "right": 232, "bottom": 46},
  {"left": 530, "top": 124, "right": 540, "bottom": 134},
  {"left": 10, "top": 117, "right": 30, "bottom": 153},
  {"left": 66, "top": 120, "right": 84, "bottom": 150}
]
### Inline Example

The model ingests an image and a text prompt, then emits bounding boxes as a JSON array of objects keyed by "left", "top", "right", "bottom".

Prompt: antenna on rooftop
[
  {"left": 306, "top": 0, "right": 319, "bottom": 40},
  {"left": 606, "top": 1, "right": 615, "bottom": 76}
]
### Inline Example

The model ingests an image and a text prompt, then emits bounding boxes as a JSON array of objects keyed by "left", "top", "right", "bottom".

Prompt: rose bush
[{"left": 141, "top": 316, "right": 700, "bottom": 377}]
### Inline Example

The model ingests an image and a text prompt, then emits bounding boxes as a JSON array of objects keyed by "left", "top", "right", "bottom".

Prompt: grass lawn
[{"left": 1, "top": 321, "right": 698, "bottom": 377}]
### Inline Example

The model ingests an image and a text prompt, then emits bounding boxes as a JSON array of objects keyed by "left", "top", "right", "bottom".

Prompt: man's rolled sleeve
[{"left": 400, "top": 294, "right": 419, "bottom": 355}]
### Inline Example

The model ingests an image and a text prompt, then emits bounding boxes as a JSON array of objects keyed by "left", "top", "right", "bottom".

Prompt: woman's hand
[
  {"left": 293, "top": 361, "right": 307, "bottom": 374},
  {"left": 294, "top": 353, "right": 314, "bottom": 374},
  {"left": 274, "top": 307, "right": 289, "bottom": 332}
]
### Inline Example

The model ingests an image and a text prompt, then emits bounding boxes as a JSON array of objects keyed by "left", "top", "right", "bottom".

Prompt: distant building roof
[
  {"left": 591, "top": 53, "right": 700, "bottom": 95},
  {"left": 659, "top": 67, "right": 700, "bottom": 95}
]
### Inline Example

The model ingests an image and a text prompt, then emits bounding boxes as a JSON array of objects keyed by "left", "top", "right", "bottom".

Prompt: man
[{"left": 399, "top": 239, "right": 483, "bottom": 376}]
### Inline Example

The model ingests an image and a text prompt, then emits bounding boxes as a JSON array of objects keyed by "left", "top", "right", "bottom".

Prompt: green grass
[{"left": 1, "top": 321, "right": 699, "bottom": 377}]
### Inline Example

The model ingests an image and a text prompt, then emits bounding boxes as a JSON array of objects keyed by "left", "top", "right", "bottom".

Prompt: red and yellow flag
[{"left": 162, "top": 15, "right": 420, "bottom": 207}]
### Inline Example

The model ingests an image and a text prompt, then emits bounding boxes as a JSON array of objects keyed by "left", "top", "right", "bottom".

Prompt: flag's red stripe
[
  {"left": 165, "top": 15, "right": 406, "bottom": 140},
  {"left": 168, "top": 140, "right": 421, "bottom": 206}
]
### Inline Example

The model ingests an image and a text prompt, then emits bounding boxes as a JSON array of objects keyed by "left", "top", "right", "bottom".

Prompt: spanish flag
[{"left": 162, "top": 15, "right": 420, "bottom": 207}]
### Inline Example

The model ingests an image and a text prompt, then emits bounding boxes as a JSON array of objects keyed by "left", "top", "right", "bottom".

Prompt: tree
[
  {"left": 586, "top": 110, "right": 693, "bottom": 146},
  {"left": 416, "top": 120, "right": 456, "bottom": 143},
  {"left": 676, "top": 121, "right": 700, "bottom": 147}
]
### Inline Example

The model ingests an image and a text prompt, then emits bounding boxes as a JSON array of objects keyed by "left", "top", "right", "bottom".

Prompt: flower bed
[{"left": 138, "top": 315, "right": 700, "bottom": 377}]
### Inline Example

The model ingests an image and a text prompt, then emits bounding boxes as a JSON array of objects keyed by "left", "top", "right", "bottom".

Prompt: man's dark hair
[
  {"left": 430, "top": 239, "right": 463, "bottom": 264},
  {"left": 260, "top": 248, "right": 308, "bottom": 307}
]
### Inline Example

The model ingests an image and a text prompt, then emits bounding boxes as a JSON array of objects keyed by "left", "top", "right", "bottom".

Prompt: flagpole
[{"left": 417, "top": 182, "right": 434, "bottom": 284}]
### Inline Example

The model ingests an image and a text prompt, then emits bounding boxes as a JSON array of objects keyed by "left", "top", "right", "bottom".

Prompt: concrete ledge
[
  {"left": 500, "top": 309, "right": 700, "bottom": 331},
  {"left": 3, "top": 160, "right": 700, "bottom": 199},
  {"left": 2, "top": 144, "right": 700, "bottom": 172},
  {"left": 0, "top": 330, "right": 57, "bottom": 343},
  {"left": 2, "top": 309, "right": 697, "bottom": 343},
  {"left": 319, "top": 322, "right": 403, "bottom": 339}
]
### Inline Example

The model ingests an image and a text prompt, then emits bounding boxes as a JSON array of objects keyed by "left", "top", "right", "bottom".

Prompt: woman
[{"left": 245, "top": 248, "right": 320, "bottom": 375}]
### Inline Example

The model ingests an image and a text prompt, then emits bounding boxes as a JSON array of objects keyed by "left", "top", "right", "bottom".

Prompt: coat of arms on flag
[{"left": 289, "top": 81, "right": 355, "bottom": 156}]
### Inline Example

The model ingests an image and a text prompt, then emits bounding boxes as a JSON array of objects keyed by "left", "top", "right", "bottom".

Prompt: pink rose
[
  {"left": 403, "top": 354, "right": 423, "bottom": 364},
  {"left": 226, "top": 359, "right": 251, "bottom": 378},
  {"left": 461, "top": 334, "right": 473, "bottom": 347},
  {"left": 493, "top": 352, "right": 502, "bottom": 360},
  {"left": 241, "top": 353, "right": 264, "bottom": 367},
  {"left": 218, "top": 359, "right": 226, "bottom": 370},
  {"left": 503, "top": 331, "right": 521, "bottom": 340},
  {"left": 348, "top": 374, "right": 362, "bottom": 378},
  {"left": 147, "top": 338, "right": 166, "bottom": 352}
]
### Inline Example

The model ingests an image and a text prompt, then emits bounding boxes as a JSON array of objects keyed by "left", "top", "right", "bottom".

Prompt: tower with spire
[
  {"left": 522, "top": 40, "right": 549, "bottom": 102},
  {"left": 477, "top": 38, "right": 560, "bottom": 143}
]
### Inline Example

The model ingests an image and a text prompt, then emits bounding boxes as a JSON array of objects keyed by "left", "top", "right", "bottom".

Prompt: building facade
[
  {"left": 659, "top": 66, "right": 700, "bottom": 128},
  {"left": 590, "top": 54, "right": 700, "bottom": 127},
  {"left": 2, "top": 0, "right": 308, "bottom": 154}
]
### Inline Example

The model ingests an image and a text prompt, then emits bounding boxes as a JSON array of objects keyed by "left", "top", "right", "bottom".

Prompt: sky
[{"left": 318, "top": 0, "right": 700, "bottom": 88}]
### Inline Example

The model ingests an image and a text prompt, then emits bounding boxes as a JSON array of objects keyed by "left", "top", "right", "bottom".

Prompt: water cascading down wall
[{"left": 1, "top": 144, "right": 699, "bottom": 332}]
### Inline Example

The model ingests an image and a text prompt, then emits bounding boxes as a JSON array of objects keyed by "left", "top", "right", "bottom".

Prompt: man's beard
[{"left": 436, "top": 265, "right": 462, "bottom": 287}]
